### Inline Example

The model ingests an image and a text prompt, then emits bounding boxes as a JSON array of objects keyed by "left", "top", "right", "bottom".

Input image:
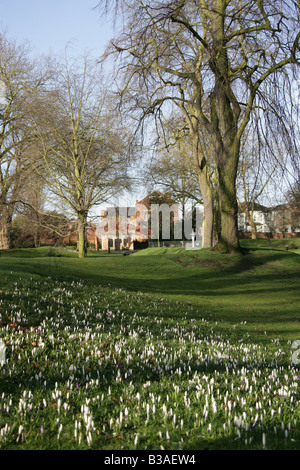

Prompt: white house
[{"left": 238, "top": 203, "right": 300, "bottom": 235}]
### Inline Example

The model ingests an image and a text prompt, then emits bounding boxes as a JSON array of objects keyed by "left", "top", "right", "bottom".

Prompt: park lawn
[
  {"left": 0, "top": 241, "right": 299, "bottom": 342},
  {"left": 0, "top": 241, "right": 299, "bottom": 450}
]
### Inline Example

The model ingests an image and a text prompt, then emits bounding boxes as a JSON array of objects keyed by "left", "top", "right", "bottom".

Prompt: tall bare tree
[
  {"left": 146, "top": 143, "right": 203, "bottom": 217},
  {"left": 145, "top": 113, "right": 205, "bottom": 211},
  {"left": 97, "top": 0, "right": 300, "bottom": 252},
  {"left": 29, "top": 54, "right": 133, "bottom": 258},
  {"left": 0, "top": 34, "right": 46, "bottom": 249},
  {"left": 286, "top": 180, "right": 300, "bottom": 231},
  {"left": 237, "top": 132, "right": 282, "bottom": 239}
]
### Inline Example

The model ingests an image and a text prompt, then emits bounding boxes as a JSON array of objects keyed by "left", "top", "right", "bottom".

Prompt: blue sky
[
  {"left": 0, "top": 1, "right": 147, "bottom": 206},
  {"left": 0, "top": 0, "right": 114, "bottom": 59}
]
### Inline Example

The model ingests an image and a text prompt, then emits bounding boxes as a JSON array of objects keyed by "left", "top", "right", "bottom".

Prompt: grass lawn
[
  {"left": 0, "top": 240, "right": 299, "bottom": 450},
  {"left": 1, "top": 240, "right": 299, "bottom": 341}
]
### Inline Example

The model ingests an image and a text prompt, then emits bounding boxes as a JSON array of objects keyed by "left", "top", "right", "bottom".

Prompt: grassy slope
[{"left": 0, "top": 240, "right": 299, "bottom": 343}]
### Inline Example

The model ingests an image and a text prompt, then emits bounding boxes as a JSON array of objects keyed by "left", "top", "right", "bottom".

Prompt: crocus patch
[{"left": 0, "top": 277, "right": 299, "bottom": 450}]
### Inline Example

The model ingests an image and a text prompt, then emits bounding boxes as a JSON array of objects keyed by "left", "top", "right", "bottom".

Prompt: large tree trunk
[
  {"left": 217, "top": 158, "right": 240, "bottom": 253},
  {"left": 208, "top": 81, "right": 241, "bottom": 252},
  {"left": 213, "top": 141, "right": 240, "bottom": 253},
  {"left": 207, "top": 5, "right": 242, "bottom": 253},
  {"left": 218, "top": 182, "right": 239, "bottom": 251}
]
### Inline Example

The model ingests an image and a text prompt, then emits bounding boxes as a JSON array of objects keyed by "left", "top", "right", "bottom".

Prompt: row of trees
[
  {"left": 1, "top": 0, "right": 300, "bottom": 256},
  {"left": 0, "top": 35, "right": 134, "bottom": 257}
]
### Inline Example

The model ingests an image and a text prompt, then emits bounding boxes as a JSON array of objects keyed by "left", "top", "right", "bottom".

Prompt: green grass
[
  {"left": 0, "top": 241, "right": 299, "bottom": 450},
  {"left": 239, "top": 237, "right": 300, "bottom": 252},
  {"left": 1, "top": 241, "right": 299, "bottom": 342}
]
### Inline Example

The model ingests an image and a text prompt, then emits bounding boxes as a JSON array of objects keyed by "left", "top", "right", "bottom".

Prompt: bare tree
[
  {"left": 0, "top": 34, "right": 46, "bottom": 249},
  {"left": 286, "top": 180, "right": 300, "bottom": 231},
  {"left": 237, "top": 131, "right": 282, "bottom": 239},
  {"left": 13, "top": 169, "right": 47, "bottom": 247},
  {"left": 29, "top": 54, "right": 133, "bottom": 258},
  {"left": 145, "top": 127, "right": 203, "bottom": 212},
  {"left": 97, "top": 0, "right": 300, "bottom": 252}
]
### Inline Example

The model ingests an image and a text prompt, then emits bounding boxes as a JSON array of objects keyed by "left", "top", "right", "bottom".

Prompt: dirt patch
[
  {"left": 195, "top": 258, "right": 224, "bottom": 268},
  {"left": 172, "top": 255, "right": 223, "bottom": 270}
]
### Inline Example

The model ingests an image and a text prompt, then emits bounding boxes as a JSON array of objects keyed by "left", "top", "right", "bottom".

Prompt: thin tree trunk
[
  {"left": 77, "top": 214, "right": 87, "bottom": 258},
  {"left": 34, "top": 229, "right": 40, "bottom": 248},
  {"left": 244, "top": 202, "right": 258, "bottom": 240},
  {"left": 0, "top": 212, "right": 12, "bottom": 250},
  {"left": 199, "top": 172, "right": 214, "bottom": 248},
  {"left": 34, "top": 212, "right": 41, "bottom": 248},
  {"left": 250, "top": 219, "right": 257, "bottom": 239},
  {"left": 192, "top": 134, "right": 214, "bottom": 248}
]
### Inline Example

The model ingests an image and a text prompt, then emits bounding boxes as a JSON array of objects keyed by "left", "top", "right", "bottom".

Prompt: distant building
[
  {"left": 97, "top": 191, "right": 179, "bottom": 251},
  {"left": 238, "top": 202, "right": 300, "bottom": 238}
]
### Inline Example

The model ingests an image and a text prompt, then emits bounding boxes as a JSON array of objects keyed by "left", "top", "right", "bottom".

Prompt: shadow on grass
[
  {"left": 1, "top": 248, "right": 299, "bottom": 343},
  {"left": 1, "top": 253, "right": 299, "bottom": 296}
]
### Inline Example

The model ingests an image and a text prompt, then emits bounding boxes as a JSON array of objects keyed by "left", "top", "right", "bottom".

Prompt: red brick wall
[{"left": 238, "top": 231, "right": 300, "bottom": 239}]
